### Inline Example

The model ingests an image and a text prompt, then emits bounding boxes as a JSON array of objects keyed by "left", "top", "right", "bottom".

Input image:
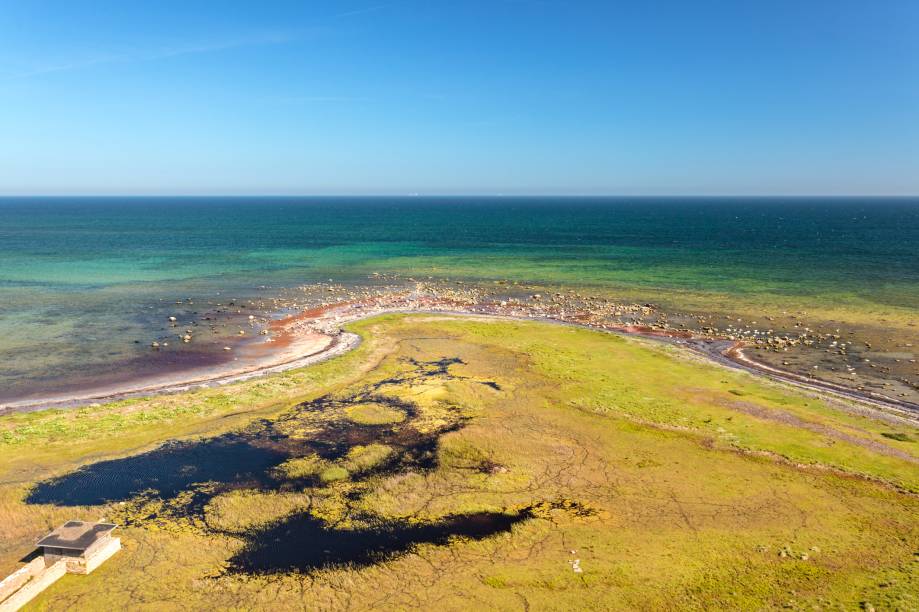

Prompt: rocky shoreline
[{"left": 3, "top": 280, "right": 917, "bottom": 424}]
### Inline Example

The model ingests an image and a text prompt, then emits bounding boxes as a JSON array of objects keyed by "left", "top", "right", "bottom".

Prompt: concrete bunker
[{"left": 0, "top": 521, "right": 120, "bottom": 611}]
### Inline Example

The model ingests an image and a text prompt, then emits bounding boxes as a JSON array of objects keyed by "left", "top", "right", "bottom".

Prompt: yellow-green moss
[{"left": 344, "top": 403, "right": 406, "bottom": 425}]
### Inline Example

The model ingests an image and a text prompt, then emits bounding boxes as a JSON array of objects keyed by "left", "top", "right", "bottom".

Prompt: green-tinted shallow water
[{"left": 1, "top": 196, "right": 918, "bottom": 403}]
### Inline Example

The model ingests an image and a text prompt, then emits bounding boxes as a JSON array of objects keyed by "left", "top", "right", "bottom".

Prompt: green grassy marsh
[{"left": 1, "top": 315, "right": 917, "bottom": 610}]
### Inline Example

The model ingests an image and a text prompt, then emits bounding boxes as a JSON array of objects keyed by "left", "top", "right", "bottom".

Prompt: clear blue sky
[{"left": 1, "top": 1, "right": 917, "bottom": 195}]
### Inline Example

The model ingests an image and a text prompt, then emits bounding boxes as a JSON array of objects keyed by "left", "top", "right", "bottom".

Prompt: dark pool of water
[
  {"left": 228, "top": 510, "right": 531, "bottom": 574},
  {"left": 25, "top": 434, "right": 288, "bottom": 505},
  {"left": 25, "top": 356, "right": 529, "bottom": 574}
]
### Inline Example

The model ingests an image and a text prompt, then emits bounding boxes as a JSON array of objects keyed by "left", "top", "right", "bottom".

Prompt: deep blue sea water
[{"left": 1, "top": 196, "right": 918, "bottom": 403}]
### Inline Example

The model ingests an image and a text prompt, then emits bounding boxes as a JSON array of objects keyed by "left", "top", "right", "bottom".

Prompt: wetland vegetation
[{"left": 1, "top": 315, "right": 918, "bottom": 610}]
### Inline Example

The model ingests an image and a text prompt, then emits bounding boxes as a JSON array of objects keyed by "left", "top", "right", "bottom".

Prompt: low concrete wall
[
  {"left": 0, "top": 557, "right": 45, "bottom": 601},
  {"left": 0, "top": 560, "right": 66, "bottom": 612},
  {"left": 0, "top": 558, "right": 45, "bottom": 602}
]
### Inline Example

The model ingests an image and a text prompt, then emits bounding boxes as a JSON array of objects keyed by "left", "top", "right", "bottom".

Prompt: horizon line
[{"left": 1, "top": 193, "right": 918, "bottom": 199}]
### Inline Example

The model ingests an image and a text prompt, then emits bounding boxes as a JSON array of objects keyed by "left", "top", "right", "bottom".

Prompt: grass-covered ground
[{"left": 2, "top": 315, "right": 918, "bottom": 610}]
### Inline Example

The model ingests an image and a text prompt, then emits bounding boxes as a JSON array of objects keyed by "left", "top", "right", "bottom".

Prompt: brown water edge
[
  {"left": 0, "top": 347, "right": 233, "bottom": 405},
  {"left": 0, "top": 310, "right": 338, "bottom": 415},
  {"left": 0, "top": 278, "right": 412, "bottom": 413}
]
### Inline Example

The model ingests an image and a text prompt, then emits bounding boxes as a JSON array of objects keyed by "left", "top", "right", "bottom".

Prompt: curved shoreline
[
  {"left": 2, "top": 300, "right": 918, "bottom": 424},
  {"left": 0, "top": 333, "right": 360, "bottom": 416}
]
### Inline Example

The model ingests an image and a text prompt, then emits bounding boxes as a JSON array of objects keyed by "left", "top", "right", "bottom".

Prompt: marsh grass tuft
[{"left": 344, "top": 403, "right": 406, "bottom": 425}]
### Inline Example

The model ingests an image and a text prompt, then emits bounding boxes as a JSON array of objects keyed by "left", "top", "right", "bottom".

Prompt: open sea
[{"left": 1, "top": 196, "right": 918, "bottom": 405}]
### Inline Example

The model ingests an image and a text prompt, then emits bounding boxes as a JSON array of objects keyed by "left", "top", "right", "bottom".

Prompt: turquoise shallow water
[{"left": 1, "top": 196, "right": 918, "bottom": 403}]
